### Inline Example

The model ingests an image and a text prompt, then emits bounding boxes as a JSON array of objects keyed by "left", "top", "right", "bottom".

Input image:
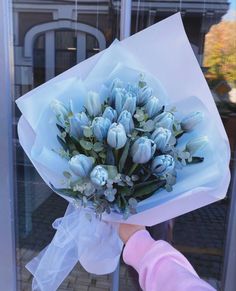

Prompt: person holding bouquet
[{"left": 119, "top": 223, "right": 215, "bottom": 291}]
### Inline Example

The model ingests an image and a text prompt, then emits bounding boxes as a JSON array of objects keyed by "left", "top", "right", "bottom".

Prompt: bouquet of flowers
[
  {"left": 16, "top": 13, "right": 230, "bottom": 291},
  {"left": 51, "top": 73, "right": 206, "bottom": 219}
]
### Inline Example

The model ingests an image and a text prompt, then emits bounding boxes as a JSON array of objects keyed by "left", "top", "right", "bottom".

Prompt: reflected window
[
  {"left": 33, "top": 34, "right": 45, "bottom": 87},
  {"left": 55, "top": 30, "right": 77, "bottom": 76}
]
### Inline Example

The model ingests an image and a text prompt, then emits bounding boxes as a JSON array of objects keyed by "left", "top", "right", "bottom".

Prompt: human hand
[{"left": 119, "top": 223, "right": 146, "bottom": 244}]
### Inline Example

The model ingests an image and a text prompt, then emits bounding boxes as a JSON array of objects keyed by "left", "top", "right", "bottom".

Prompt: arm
[{"left": 120, "top": 226, "right": 215, "bottom": 291}]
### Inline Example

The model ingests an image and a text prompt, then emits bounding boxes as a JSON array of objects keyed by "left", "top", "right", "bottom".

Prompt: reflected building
[{"left": 13, "top": 0, "right": 229, "bottom": 96}]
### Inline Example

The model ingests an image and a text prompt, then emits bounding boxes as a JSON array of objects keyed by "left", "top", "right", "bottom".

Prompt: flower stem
[
  {"left": 128, "top": 163, "right": 139, "bottom": 176},
  {"left": 115, "top": 149, "right": 119, "bottom": 164}
]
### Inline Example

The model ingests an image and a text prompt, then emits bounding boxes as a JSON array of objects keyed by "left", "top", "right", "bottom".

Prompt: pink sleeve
[{"left": 123, "top": 230, "right": 215, "bottom": 291}]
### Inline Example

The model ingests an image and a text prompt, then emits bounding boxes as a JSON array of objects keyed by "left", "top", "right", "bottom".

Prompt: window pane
[
  {"left": 13, "top": 1, "right": 121, "bottom": 290},
  {"left": 128, "top": 2, "right": 235, "bottom": 290}
]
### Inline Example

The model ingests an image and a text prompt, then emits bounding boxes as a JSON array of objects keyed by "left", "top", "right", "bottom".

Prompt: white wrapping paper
[{"left": 16, "top": 13, "right": 230, "bottom": 291}]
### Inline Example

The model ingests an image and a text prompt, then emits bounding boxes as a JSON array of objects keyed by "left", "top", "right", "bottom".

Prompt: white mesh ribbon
[{"left": 26, "top": 203, "right": 123, "bottom": 291}]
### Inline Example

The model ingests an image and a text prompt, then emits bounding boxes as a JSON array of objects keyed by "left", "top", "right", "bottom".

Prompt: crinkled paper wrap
[{"left": 16, "top": 13, "right": 230, "bottom": 291}]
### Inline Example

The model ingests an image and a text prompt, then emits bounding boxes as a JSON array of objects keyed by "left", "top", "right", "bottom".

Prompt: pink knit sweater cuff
[{"left": 123, "top": 229, "right": 155, "bottom": 270}]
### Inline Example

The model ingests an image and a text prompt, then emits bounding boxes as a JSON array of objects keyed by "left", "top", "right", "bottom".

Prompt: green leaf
[
  {"left": 99, "top": 152, "right": 106, "bottom": 159},
  {"left": 103, "top": 165, "right": 118, "bottom": 179},
  {"left": 56, "top": 123, "right": 65, "bottom": 133},
  {"left": 90, "top": 150, "right": 99, "bottom": 160},
  {"left": 50, "top": 183, "right": 82, "bottom": 198},
  {"left": 63, "top": 171, "right": 72, "bottom": 179},
  {"left": 79, "top": 140, "right": 93, "bottom": 151},
  {"left": 139, "top": 80, "right": 146, "bottom": 88},
  {"left": 187, "top": 156, "right": 204, "bottom": 164},
  {"left": 119, "top": 139, "right": 131, "bottom": 172},
  {"left": 57, "top": 135, "right": 68, "bottom": 151},
  {"left": 93, "top": 142, "right": 104, "bottom": 152},
  {"left": 175, "top": 130, "right": 185, "bottom": 138},
  {"left": 134, "top": 180, "right": 166, "bottom": 198},
  {"left": 83, "top": 126, "right": 93, "bottom": 138}
]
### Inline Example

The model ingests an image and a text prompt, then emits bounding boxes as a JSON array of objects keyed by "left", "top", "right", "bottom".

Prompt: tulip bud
[
  {"left": 85, "top": 91, "right": 101, "bottom": 117},
  {"left": 181, "top": 112, "right": 203, "bottom": 131},
  {"left": 69, "top": 154, "right": 94, "bottom": 177},
  {"left": 145, "top": 96, "right": 161, "bottom": 118},
  {"left": 107, "top": 123, "right": 127, "bottom": 149},
  {"left": 109, "top": 78, "right": 123, "bottom": 105},
  {"left": 151, "top": 127, "right": 172, "bottom": 151},
  {"left": 92, "top": 117, "right": 111, "bottom": 141},
  {"left": 137, "top": 86, "right": 153, "bottom": 105},
  {"left": 90, "top": 165, "right": 108, "bottom": 186},
  {"left": 114, "top": 88, "right": 126, "bottom": 115},
  {"left": 69, "top": 112, "right": 89, "bottom": 138},
  {"left": 154, "top": 112, "right": 175, "bottom": 130},
  {"left": 102, "top": 106, "right": 117, "bottom": 122},
  {"left": 114, "top": 88, "right": 136, "bottom": 116},
  {"left": 51, "top": 99, "right": 69, "bottom": 126},
  {"left": 117, "top": 110, "right": 134, "bottom": 134},
  {"left": 122, "top": 94, "right": 137, "bottom": 116},
  {"left": 151, "top": 155, "right": 175, "bottom": 176},
  {"left": 186, "top": 136, "right": 208, "bottom": 155},
  {"left": 131, "top": 137, "right": 156, "bottom": 164}
]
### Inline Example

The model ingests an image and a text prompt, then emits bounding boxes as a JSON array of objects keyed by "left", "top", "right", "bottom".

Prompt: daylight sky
[{"left": 223, "top": 0, "right": 236, "bottom": 20}]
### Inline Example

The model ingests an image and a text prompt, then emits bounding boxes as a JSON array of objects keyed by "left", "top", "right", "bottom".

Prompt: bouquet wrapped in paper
[{"left": 16, "top": 13, "right": 230, "bottom": 291}]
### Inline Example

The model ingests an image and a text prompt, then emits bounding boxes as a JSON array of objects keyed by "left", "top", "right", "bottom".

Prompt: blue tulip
[
  {"left": 117, "top": 110, "right": 134, "bottom": 134},
  {"left": 154, "top": 112, "right": 175, "bottom": 130},
  {"left": 109, "top": 78, "right": 123, "bottom": 105},
  {"left": 122, "top": 94, "right": 137, "bottom": 116},
  {"left": 51, "top": 99, "right": 69, "bottom": 126},
  {"left": 102, "top": 106, "right": 117, "bottom": 122},
  {"left": 90, "top": 165, "right": 108, "bottom": 186},
  {"left": 145, "top": 96, "right": 161, "bottom": 118},
  {"left": 137, "top": 86, "right": 153, "bottom": 105},
  {"left": 131, "top": 137, "right": 156, "bottom": 164},
  {"left": 92, "top": 117, "right": 111, "bottom": 141},
  {"left": 69, "top": 112, "right": 89, "bottom": 138},
  {"left": 151, "top": 155, "right": 175, "bottom": 176},
  {"left": 114, "top": 88, "right": 136, "bottom": 116},
  {"left": 186, "top": 136, "right": 208, "bottom": 155},
  {"left": 69, "top": 154, "right": 94, "bottom": 177},
  {"left": 85, "top": 91, "right": 101, "bottom": 117},
  {"left": 151, "top": 127, "right": 172, "bottom": 152},
  {"left": 107, "top": 123, "right": 127, "bottom": 149},
  {"left": 181, "top": 112, "right": 203, "bottom": 131}
]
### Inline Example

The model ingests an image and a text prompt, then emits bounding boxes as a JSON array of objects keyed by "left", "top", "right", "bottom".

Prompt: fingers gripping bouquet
[
  {"left": 51, "top": 75, "right": 206, "bottom": 219},
  {"left": 16, "top": 14, "right": 230, "bottom": 291}
]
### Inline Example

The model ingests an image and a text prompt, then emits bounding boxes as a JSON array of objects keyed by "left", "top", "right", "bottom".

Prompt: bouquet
[
  {"left": 50, "top": 72, "right": 206, "bottom": 219},
  {"left": 16, "top": 13, "right": 230, "bottom": 291}
]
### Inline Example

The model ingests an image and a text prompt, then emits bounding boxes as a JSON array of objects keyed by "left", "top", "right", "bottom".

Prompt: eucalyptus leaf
[
  {"left": 83, "top": 126, "right": 93, "bottom": 138},
  {"left": 99, "top": 152, "right": 106, "bottom": 159},
  {"left": 50, "top": 183, "right": 82, "bottom": 198},
  {"left": 103, "top": 165, "right": 118, "bottom": 179},
  {"left": 63, "top": 171, "right": 72, "bottom": 179},
  {"left": 93, "top": 142, "right": 104, "bottom": 152},
  {"left": 79, "top": 140, "right": 93, "bottom": 151}
]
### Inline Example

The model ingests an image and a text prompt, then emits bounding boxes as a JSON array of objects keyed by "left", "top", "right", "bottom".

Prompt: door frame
[{"left": 0, "top": 0, "right": 17, "bottom": 290}]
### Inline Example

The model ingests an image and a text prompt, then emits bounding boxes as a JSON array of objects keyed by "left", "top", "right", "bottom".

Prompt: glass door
[{"left": 12, "top": 1, "right": 121, "bottom": 290}]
